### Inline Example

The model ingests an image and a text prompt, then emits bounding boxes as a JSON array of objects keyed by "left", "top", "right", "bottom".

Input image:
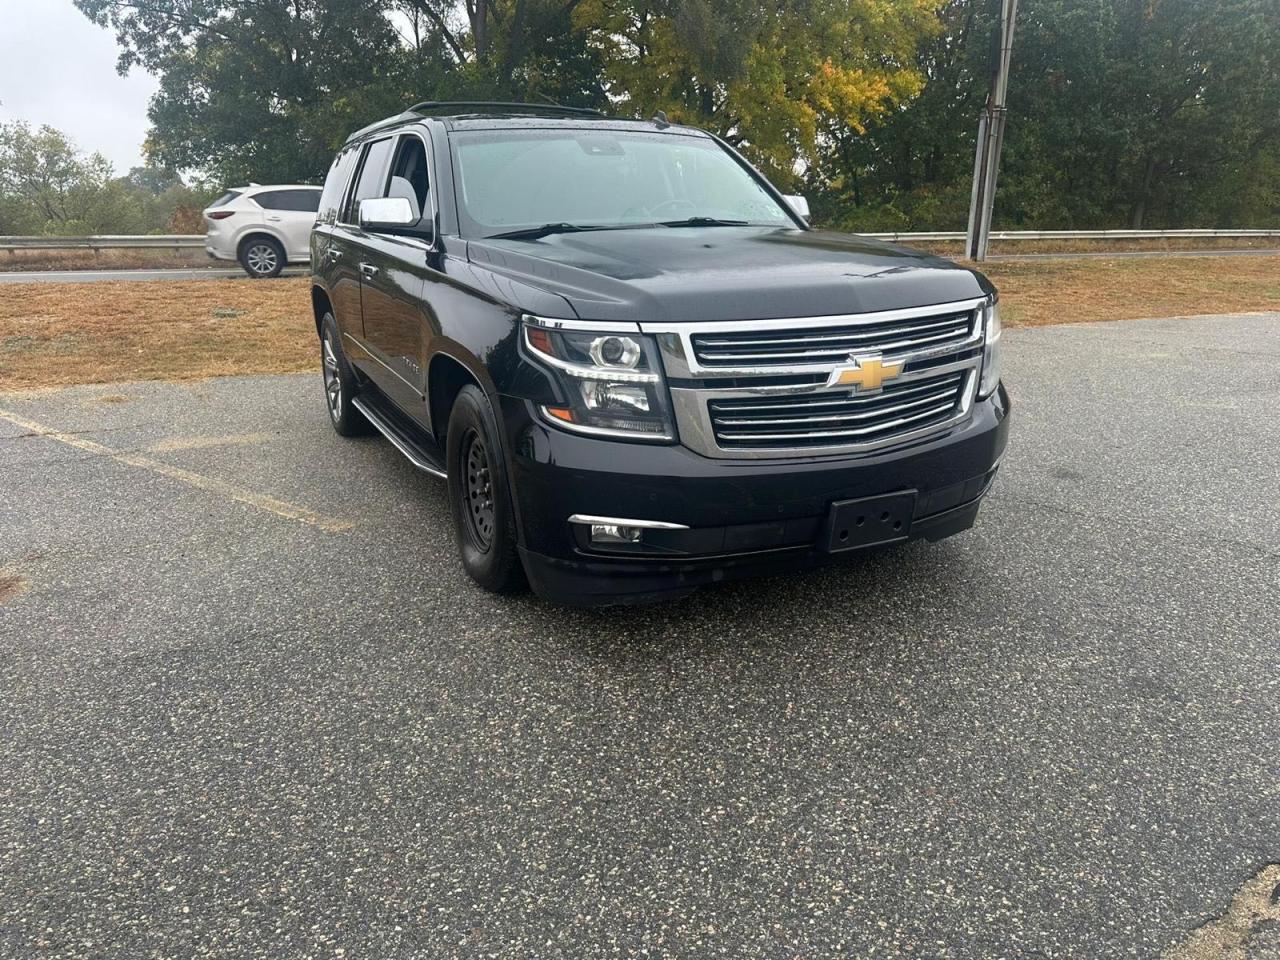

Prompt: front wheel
[{"left": 446, "top": 385, "right": 524, "bottom": 594}]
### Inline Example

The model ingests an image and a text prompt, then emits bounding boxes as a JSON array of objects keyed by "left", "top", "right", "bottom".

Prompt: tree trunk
[
  {"left": 500, "top": 0, "right": 528, "bottom": 93},
  {"left": 473, "top": 0, "right": 489, "bottom": 63},
  {"left": 1130, "top": 156, "right": 1156, "bottom": 229}
]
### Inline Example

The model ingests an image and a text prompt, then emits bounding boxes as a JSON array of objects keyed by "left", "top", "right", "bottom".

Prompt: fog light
[
  {"left": 568, "top": 514, "right": 690, "bottom": 553},
  {"left": 591, "top": 523, "right": 643, "bottom": 544}
]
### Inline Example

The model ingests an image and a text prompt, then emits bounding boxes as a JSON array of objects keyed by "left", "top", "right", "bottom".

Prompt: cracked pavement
[{"left": 1, "top": 313, "right": 1278, "bottom": 958}]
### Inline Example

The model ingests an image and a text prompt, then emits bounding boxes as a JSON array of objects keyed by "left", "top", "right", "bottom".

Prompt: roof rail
[
  {"left": 404, "top": 101, "right": 607, "bottom": 118},
  {"left": 344, "top": 112, "right": 423, "bottom": 144},
  {"left": 344, "top": 101, "right": 609, "bottom": 144}
]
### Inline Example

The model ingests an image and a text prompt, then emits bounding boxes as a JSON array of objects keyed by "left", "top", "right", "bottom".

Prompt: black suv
[{"left": 310, "top": 102, "right": 1010, "bottom": 605}]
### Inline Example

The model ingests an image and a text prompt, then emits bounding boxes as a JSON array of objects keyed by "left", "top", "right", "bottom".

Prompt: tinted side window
[
  {"left": 318, "top": 150, "right": 359, "bottom": 223},
  {"left": 257, "top": 189, "right": 320, "bottom": 212},
  {"left": 344, "top": 138, "right": 394, "bottom": 222},
  {"left": 254, "top": 190, "right": 289, "bottom": 211}
]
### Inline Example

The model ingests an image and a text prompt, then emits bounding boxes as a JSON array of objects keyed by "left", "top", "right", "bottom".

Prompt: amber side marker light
[
  {"left": 527, "top": 327, "right": 555, "bottom": 356},
  {"left": 545, "top": 406, "right": 576, "bottom": 422}
]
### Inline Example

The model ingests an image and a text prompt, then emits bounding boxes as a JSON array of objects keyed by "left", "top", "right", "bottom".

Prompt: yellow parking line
[{"left": 0, "top": 408, "right": 353, "bottom": 533}]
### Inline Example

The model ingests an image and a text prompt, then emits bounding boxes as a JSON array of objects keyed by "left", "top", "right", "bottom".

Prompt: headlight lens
[
  {"left": 979, "top": 300, "right": 1002, "bottom": 399},
  {"left": 523, "top": 321, "right": 676, "bottom": 440}
]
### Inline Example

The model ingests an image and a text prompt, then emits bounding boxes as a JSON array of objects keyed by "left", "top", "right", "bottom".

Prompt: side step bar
[{"left": 351, "top": 393, "right": 447, "bottom": 479}]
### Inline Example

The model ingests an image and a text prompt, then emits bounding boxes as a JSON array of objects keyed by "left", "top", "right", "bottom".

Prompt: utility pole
[{"left": 965, "top": 0, "right": 1019, "bottom": 262}]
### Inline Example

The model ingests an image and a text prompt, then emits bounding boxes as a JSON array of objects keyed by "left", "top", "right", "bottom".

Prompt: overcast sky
[{"left": 0, "top": 0, "right": 158, "bottom": 173}]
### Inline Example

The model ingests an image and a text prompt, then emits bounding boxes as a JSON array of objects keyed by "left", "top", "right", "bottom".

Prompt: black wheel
[
  {"left": 239, "top": 236, "right": 285, "bottom": 278},
  {"left": 446, "top": 384, "right": 524, "bottom": 593},
  {"left": 320, "top": 314, "right": 367, "bottom": 436}
]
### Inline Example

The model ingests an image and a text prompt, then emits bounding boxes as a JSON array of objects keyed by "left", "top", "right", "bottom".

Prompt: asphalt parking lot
[{"left": 1, "top": 313, "right": 1278, "bottom": 959}]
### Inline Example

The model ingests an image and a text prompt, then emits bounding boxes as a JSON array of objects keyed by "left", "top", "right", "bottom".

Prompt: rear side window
[
  {"left": 209, "top": 191, "right": 240, "bottom": 208},
  {"left": 318, "top": 150, "right": 359, "bottom": 224},
  {"left": 343, "top": 138, "right": 395, "bottom": 222},
  {"left": 255, "top": 189, "right": 321, "bottom": 212}
]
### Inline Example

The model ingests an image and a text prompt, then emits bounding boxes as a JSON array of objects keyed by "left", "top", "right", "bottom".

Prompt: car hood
[{"left": 464, "top": 226, "right": 992, "bottom": 323}]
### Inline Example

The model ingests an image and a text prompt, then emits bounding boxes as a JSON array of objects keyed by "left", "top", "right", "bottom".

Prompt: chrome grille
[
  {"left": 690, "top": 310, "right": 977, "bottom": 368},
  {"left": 643, "top": 296, "right": 989, "bottom": 460},
  {"left": 708, "top": 369, "right": 969, "bottom": 449}
]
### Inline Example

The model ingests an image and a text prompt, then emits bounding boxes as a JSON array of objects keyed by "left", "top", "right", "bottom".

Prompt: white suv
[{"left": 203, "top": 185, "right": 322, "bottom": 278}]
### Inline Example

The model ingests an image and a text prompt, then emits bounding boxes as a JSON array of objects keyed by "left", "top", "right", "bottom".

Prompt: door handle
[
  {"left": 266, "top": 215, "right": 282, "bottom": 222},
  {"left": 359, "top": 262, "right": 379, "bottom": 278},
  {"left": 326, "top": 248, "right": 343, "bottom": 261}
]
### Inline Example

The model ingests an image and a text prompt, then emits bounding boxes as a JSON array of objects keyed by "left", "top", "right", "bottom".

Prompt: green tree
[
  {"left": 75, "top": 0, "right": 606, "bottom": 185},
  {"left": 75, "top": 0, "right": 415, "bottom": 184},
  {"left": 0, "top": 122, "right": 116, "bottom": 234},
  {"left": 396, "top": 0, "right": 606, "bottom": 103},
  {"left": 0, "top": 122, "right": 218, "bottom": 235},
  {"left": 813, "top": 0, "right": 1280, "bottom": 230}
]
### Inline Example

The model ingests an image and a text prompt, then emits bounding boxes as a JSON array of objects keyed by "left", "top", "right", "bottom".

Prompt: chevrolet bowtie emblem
[{"left": 827, "top": 355, "right": 904, "bottom": 392}]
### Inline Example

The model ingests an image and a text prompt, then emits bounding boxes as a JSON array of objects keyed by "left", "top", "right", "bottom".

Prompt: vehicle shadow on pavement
[{"left": 509, "top": 537, "right": 967, "bottom": 669}]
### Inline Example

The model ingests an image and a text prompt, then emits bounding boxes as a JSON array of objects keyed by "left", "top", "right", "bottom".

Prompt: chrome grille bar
[
  {"left": 716, "top": 374, "right": 964, "bottom": 413},
  {"left": 710, "top": 386, "right": 961, "bottom": 427},
  {"left": 715, "top": 402, "right": 958, "bottom": 442},
  {"left": 686, "top": 307, "right": 980, "bottom": 371},
  {"left": 699, "top": 326, "right": 972, "bottom": 363},
  {"left": 695, "top": 314, "right": 971, "bottom": 349}
]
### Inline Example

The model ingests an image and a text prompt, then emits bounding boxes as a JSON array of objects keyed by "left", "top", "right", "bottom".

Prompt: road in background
[
  {"left": 990, "top": 247, "right": 1280, "bottom": 262},
  {"left": 0, "top": 266, "right": 309, "bottom": 284},
  {"left": 1, "top": 315, "right": 1278, "bottom": 958}
]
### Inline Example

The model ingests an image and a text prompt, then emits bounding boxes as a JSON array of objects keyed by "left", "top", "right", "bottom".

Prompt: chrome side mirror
[
  {"left": 359, "top": 197, "right": 416, "bottom": 230},
  {"left": 783, "top": 194, "right": 811, "bottom": 223}
]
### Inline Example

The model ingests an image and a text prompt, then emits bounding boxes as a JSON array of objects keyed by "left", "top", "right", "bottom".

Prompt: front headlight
[
  {"left": 978, "top": 300, "right": 1002, "bottom": 399},
  {"left": 522, "top": 320, "right": 676, "bottom": 440}
]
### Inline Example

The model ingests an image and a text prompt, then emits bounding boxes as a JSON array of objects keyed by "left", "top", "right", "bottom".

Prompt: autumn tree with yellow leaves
[{"left": 576, "top": 0, "right": 943, "bottom": 188}]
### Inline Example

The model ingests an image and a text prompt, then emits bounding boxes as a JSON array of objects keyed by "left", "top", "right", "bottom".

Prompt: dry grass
[
  {"left": 913, "top": 235, "right": 1280, "bottom": 257},
  {"left": 978, "top": 255, "right": 1280, "bottom": 327},
  {"left": 0, "top": 277, "right": 315, "bottom": 391},
  {"left": 1, "top": 256, "right": 1278, "bottom": 391},
  {"left": 0, "top": 247, "right": 216, "bottom": 273}
]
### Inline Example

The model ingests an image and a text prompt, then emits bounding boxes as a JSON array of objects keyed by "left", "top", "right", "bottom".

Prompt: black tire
[
  {"left": 320, "top": 314, "right": 368, "bottom": 436},
  {"left": 239, "top": 235, "right": 285, "bottom": 278},
  {"left": 446, "top": 384, "right": 524, "bottom": 593}
]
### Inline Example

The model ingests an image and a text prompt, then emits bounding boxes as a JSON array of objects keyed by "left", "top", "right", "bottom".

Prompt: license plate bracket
[{"left": 822, "top": 491, "right": 917, "bottom": 552}]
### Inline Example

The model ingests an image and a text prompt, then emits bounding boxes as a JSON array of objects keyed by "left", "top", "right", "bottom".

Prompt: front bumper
[{"left": 503, "top": 383, "right": 1010, "bottom": 606}]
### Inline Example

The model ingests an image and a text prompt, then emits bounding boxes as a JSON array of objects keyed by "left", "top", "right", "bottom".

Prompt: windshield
[{"left": 449, "top": 129, "right": 795, "bottom": 238}]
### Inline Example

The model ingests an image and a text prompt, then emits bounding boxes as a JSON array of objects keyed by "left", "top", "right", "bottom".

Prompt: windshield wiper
[
  {"left": 658, "top": 216, "right": 750, "bottom": 228},
  {"left": 485, "top": 222, "right": 606, "bottom": 241}
]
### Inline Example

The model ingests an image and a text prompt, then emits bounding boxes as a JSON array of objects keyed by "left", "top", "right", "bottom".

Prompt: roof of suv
[
  {"left": 345, "top": 102, "right": 706, "bottom": 144},
  {"left": 439, "top": 116, "right": 707, "bottom": 135}
]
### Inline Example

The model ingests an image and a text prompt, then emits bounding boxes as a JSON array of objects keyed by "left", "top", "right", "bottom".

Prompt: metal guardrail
[
  {"left": 0, "top": 235, "right": 205, "bottom": 253},
  {"left": 2, "top": 229, "right": 1280, "bottom": 253},
  {"left": 862, "top": 228, "right": 1280, "bottom": 242}
]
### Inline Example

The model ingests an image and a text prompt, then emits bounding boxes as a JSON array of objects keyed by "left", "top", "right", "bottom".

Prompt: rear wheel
[
  {"left": 446, "top": 385, "right": 524, "bottom": 593},
  {"left": 239, "top": 236, "right": 285, "bottom": 278},
  {"left": 320, "top": 314, "right": 367, "bottom": 436}
]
